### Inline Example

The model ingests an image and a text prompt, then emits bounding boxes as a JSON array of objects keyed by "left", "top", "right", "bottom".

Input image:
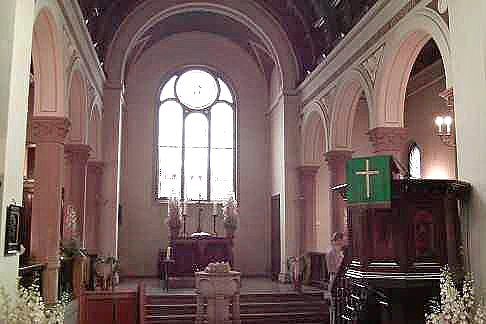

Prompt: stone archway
[
  {"left": 330, "top": 67, "right": 374, "bottom": 151},
  {"left": 300, "top": 103, "right": 331, "bottom": 252},
  {"left": 31, "top": 7, "right": 65, "bottom": 117},
  {"left": 374, "top": 8, "right": 452, "bottom": 128}
]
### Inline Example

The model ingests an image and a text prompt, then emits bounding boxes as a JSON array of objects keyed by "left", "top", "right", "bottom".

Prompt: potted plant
[
  {"left": 60, "top": 206, "right": 87, "bottom": 298},
  {"left": 287, "top": 255, "right": 309, "bottom": 291},
  {"left": 95, "top": 256, "right": 119, "bottom": 290}
]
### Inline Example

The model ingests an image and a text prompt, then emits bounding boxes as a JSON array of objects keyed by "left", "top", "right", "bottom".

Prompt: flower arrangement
[
  {"left": 165, "top": 197, "right": 182, "bottom": 240},
  {"left": 426, "top": 266, "right": 486, "bottom": 324},
  {"left": 222, "top": 196, "right": 238, "bottom": 231},
  {"left": 0, "top": 278, "right": 69, "bottom": 324},
  {"left": 205, "top": 262, "right": 231, "bottom": 274},
  {"left": 165, "top": 198, "right": 182, "bottom": 228}
]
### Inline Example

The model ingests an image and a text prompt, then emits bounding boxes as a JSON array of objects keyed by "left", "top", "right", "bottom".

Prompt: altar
[
  {"left": 160, "top": 236, "right": 234, "bottom": 287},
  {"left": 162, "top": 197, "right": 238, "bottom": 288}
]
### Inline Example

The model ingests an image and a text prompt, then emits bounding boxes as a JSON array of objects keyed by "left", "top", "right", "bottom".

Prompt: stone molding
[
  {"left": 367, "top": 127, "right": 408, "bottom": 153},
  {"left": 31, "top": 117, "right": 71, "bottom": 144},
  {"left": 297, "top": 165, "right": 320, "bottom": 178},
  {"left": 325, "top": 150, "right": 353, "bottom": 172},
  {"left": 65, "top": 143, "right": 91, "bottom": 163}
]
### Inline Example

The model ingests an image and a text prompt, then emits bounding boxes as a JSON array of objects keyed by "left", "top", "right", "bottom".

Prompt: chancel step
[{"left": 140, "top": 283, "right": 329, "bottom": 324}]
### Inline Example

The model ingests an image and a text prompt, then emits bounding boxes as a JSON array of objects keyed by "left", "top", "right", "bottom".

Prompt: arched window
[
  {"left": 157, "top": 68, "right": 236, "bottom": 201},
  {"left": 408, "top": 143, "right": 421, "bottom": 179}
]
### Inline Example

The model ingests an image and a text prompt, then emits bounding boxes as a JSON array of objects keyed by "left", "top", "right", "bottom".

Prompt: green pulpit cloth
[{"left": 346, "top": 155, "right": 397, "bottom": 205}]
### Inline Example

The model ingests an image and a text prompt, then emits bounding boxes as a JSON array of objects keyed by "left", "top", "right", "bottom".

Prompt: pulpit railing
[{"left": 330, "top": 253, "right": 390, "bottom": 324}]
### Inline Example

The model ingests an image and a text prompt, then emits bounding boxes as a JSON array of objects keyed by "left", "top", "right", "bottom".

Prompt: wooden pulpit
[{"left": 340, "top": 155, "right": 470, "bottom": 324}]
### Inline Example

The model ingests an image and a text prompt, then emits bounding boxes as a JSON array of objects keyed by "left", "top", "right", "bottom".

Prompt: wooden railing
[{"left": 19, "top": 263, "right": 45, "bottom": 290}]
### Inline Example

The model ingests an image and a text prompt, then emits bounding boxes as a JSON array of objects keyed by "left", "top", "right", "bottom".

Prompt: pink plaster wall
[
  {"left": 404, "top": 61, "right": 456, "bottom": 179},
  {"left": 119, "top": 32, "right": 270, "bottom": 277}
]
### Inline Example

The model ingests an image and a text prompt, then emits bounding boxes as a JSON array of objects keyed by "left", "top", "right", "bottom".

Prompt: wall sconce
[{"left": 435, "top": 89, "right": 456, "bottom": 148}]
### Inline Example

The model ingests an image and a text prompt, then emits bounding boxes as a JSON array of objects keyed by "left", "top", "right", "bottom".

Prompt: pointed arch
[
  {"left": 374, "top": 8, "right": 451, "bottom": 128},
  {"left": 31, "top": 7, "right": 65, "bottom": 117},
  {"left": 67, "top": 69, "right": 88, "bottom": 144},
  {"left": 330, "top": 67, "right": 374, "bottom": 150}
]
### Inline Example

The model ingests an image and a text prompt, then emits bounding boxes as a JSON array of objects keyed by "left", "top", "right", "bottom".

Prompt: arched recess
[
  {"left": 67, "top": 69, "right": 88, "bottom": 144},
  {"left": 31, "top": 7, "right": 65, "bottom": 117},
  {"left": 374, "top": 8, "right": 452, "bottom": 128},
  {"left": 88, "top": 103, "right": 102, "bottom": 161},
  {"left": 300, "top": 102, "right": 332, "bottom": 251},
  {"left": 330, "top": 67, "right": 374, "bottom": 150},
  {"left": 104, "top": 0, "right": 299, "bottom": 92}
]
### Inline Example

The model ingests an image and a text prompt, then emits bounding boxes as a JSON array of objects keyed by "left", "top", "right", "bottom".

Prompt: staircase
[{"left": 139, "top": 284, "right": 329, "bottom": 324}]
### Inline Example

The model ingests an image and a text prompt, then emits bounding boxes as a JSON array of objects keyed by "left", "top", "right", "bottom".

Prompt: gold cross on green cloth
[{"left": 355, "top": 159, "right": 380, "bottom": 199}]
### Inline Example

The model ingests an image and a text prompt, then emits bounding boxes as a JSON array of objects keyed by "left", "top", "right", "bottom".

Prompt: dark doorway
[{"left": 270, "top": 194, "right": 281, "bottom": 281}]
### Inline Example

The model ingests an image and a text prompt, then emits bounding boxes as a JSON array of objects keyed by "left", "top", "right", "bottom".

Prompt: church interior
[{"left": 0, "top": 0, "right": 485, "bottom": 323}]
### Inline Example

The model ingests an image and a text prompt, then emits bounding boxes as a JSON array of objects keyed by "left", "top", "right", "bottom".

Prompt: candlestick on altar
[
  {"left": 212, "top": 204, "right": 219, "bottom": 235},
  {"left": 196, "top": 198, "right": 203, "bottom": 233}
]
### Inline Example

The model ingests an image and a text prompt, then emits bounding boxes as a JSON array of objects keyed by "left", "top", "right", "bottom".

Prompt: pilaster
[
  {"left": 31, "top": 116, "right": 70, "bottom": 304},
  {"left": 100, "top": 85, "right": 124, "bottom": 257},
  {"left": 297, "top": 166, "right": 320, "bottom": 254},
  {"left": 86, "top": 161, "right": 104, "bottom": 253},
  {"left": 65, "top": 144, "right": 91, "bottom": 247},
  {"left": 325, "top": 150, "right": 353, "bottom": 234}
]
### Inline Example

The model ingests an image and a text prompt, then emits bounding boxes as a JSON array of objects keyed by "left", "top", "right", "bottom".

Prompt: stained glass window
[
  {"left": 408, "top": 143, "right": 421, "bottom": 179},
  {"left": 157, "top": 69, "right": 236, "bottom": 200}
]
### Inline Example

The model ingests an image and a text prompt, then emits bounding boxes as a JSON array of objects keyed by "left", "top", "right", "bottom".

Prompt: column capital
[
  {"left": 367, "top": 127, "right": 408, "bottom": 154},
  {"left": 297, "top": 165, "right": 320, "bottom": 178},
  {"left": 31, "top": 116, "right": 71, "bottom": 144},
  {"left": 439, "top": 88, "right": 454, "bottom": 110},
  {"left": 65, "top": 143, "right": 91, "bottom": 163},
  {"left": 325, "top": 150, "right": 353, "bottom": 170}
]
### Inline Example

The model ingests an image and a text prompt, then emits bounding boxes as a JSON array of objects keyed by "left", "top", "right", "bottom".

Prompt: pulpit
[{"left": 337, "top": 156, "right": 470, "bottom": 324}]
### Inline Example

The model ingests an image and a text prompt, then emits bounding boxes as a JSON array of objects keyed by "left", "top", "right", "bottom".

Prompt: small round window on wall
[
  {"left": 408, "top": 143, "right": 421, "bottom": 179},
  {"left": 157, "top": 68, "right": 236, "bottom": 201}
]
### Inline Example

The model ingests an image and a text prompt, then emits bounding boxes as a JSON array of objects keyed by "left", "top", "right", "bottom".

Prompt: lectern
[{"left": 340, "top": 155, "right": 470, "bottom": 324}]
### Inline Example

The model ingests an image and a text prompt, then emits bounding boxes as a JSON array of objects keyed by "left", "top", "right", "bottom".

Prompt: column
[
  {"left": 86, "top": 161, "right": 104, "bottom": 253},
  {"left": 367, "top": 127, "right": 408, "bottom": 163},
  {"left": 99, "top": 83, "right": 124, "bottom": 258},
  {"left": 448, "top": 0, "right": 486, "bottom": 293},
  {"left": 325, "top": 150, "right": 353, "bottom": 234},
  {"left": 281, "top": 92, "right": 301, "bottom": 276},
  {"left": 297, "top": 166, "right": 320, "bottom": 254},
  {"left": 31, "top": 116, "right": 71, "bottom": 304},
  {"left": 65, "top": 144, "right": 91, "bottom": 246},
  {"left": 0, "top": 0, "right": 35, "bottom": 296}
]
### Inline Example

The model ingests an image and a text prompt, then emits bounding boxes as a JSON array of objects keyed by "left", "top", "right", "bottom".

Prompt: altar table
[{"left": 160, "top": 237, "right": 234, "bottom": 284}]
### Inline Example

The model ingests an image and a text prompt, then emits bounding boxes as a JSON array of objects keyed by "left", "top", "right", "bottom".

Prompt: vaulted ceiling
[{"left": 79, "top": 0, "right": 377, "bottom": 82}]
